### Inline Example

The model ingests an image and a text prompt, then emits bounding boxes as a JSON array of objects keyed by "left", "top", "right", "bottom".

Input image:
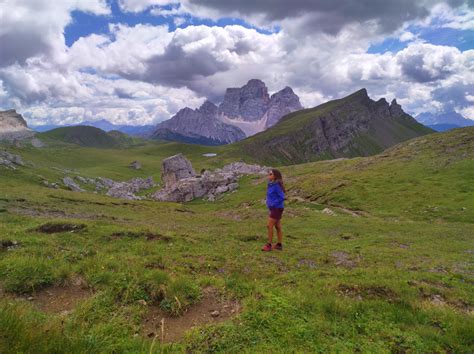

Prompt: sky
[{"left": 0, "top": 0, "right": 473, "bottom": 126}]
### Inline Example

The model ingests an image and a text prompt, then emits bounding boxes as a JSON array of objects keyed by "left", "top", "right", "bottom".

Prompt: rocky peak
[
  {"left": 197, "top": 100, "right": 218, "bottom": 116},
  {"left": 389, "top": 99, "right": 404, "bottom": 117},
  {"left": 265, "top": 86, "right": 303, "bottom": 127},
  {"left": 219, "top": 79, "right": 270, "bottom": 121}
]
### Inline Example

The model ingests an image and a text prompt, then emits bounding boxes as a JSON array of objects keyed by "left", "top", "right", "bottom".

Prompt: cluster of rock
[
  {"left": 61, "top": 175, "right": 156, "bottom": 200},
  {"left": 153, "top": 154, "right": 268, "bottom": 202},
  {"left": 150, "top": 79, "right": 303, "bottom": 145},
  {"left": 0, "top": 110, "right": 34, "bottom": 141},
  {"left": 0, "top": 150, "right": 24, "bottom": 169}
]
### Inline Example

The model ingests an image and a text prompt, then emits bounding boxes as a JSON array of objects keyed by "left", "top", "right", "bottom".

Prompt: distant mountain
[
  {"left": 237, "top": 88, "right": 434, "bottom": 165},
  {"left": 39, "top": 126, "right": 136, "bottom": 148},
  {"left": 416, "top": 111, "right": 473, "bottom": 131},
  {"left": 151, "top": 101, "right": 246, "bottom": 145},
  {"left": 150, "top": 79, "right": 303, "bottom": 145},
  {"left": 32, "top": 119, "right": 154, "bottom": 137},
  {"left": 0, "top": 110, "right": 34, "bottom": 141},
  {"left": 427, "top": 124, "right": 463, "bottom": 132}
]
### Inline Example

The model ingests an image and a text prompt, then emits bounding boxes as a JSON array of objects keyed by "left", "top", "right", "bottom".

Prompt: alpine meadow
[{"left": 1, "top": 0, "right": 473, "bottom": 353}]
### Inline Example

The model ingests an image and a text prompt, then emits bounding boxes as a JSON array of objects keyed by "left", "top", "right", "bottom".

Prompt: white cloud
[{"left": 0, "top": 0, "right": 110, "bottom": 67}]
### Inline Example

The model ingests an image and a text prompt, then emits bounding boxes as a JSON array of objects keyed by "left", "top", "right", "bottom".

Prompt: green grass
[{"left": 0, "top": 128, "right": 473, "bottom": 352}]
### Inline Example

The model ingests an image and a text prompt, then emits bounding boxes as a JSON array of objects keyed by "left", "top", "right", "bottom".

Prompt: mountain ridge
[{"left": 237, "top": 88, "right": 433, "bottom": 165}]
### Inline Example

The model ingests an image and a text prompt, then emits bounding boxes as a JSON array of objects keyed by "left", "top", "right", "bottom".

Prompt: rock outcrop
[
  {"left": 161, "top": 154, "right": 196, "bottom": 187},
  {"left": 153, "top": 154, "right": 268, "bottom": 202},
  {"left": 61, "top": 174, "right": 156, "bottom": 200},
  {"left": 106, "top": 177, "right": 155, "bottom": 200},
  {"left": 129, "top": 160, "right": 142, "bottom": 170},
  {"left": 0, "top": 110, "right": 34, "bottom": 141},
  {"left": 63, "top": 176, "right": 84, "bottom": 192},
  {"left": 150, "top": 79, "right": 303, "bottom": 145},
  {"left": 0, "top": 150, "right": 24, "bottom": 169}
]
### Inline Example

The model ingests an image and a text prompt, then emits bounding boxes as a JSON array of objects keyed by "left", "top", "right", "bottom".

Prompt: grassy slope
[
  {"left": 39, "top": 126, "right": 135, "bottom": 148},
  {"left": 0, "top": 128, "right": 473, "bottom": 352}
]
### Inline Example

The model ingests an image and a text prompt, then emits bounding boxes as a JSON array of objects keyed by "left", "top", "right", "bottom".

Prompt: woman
[{"left": 262, "top": 169, "right": 286, "bottom": 252}]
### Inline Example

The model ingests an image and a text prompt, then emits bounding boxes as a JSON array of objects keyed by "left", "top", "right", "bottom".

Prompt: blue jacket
[{"left": 267, "top": 181, "right": 285, "bottom": 209}]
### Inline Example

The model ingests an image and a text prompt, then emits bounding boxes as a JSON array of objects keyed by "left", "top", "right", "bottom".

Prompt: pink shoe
[
  {"left": 273, "top": 243, "right": 283, "bottom": 251},
  {"left": 261, "top": 243, "right": 272, "bottom": 252}
]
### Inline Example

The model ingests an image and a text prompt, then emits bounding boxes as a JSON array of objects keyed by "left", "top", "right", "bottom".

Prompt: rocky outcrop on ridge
[
  {"left": 153, "top": 154, "right": 268, "bottom": 202},
  {"left": 0, "top": 110, "right": 34, "bottom": 141}
]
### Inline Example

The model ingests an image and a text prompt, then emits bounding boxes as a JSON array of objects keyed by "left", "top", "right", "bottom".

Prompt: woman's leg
[
  {"left": 267, "top": 217, "right": 276, "bottom": 244},
  {"left": 275, "top": 220, "right": 283, "bottom": 244}
]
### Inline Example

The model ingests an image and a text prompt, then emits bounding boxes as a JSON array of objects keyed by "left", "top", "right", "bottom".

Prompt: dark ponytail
[{"left": 271, "top": 168, "right": 286, "bottom": 193}]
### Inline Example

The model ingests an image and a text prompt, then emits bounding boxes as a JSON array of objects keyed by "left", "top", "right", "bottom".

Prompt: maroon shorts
[{"left": 269, "top": 208, "right": 284, "bottom": 220}]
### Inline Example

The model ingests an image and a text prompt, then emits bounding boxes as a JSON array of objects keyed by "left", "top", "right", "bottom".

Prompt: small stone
[
  {"left": 210, "top": 310, "right": 220, "bottom": 317},
  {"left": 27, "top": 296, "right": 34, "bottom": 301},
  {"left": 129, "top": 160, "right": 142, "bottom": 170},
  {"left": 322, "top": 208, "right": 336, "bottom": 216}
]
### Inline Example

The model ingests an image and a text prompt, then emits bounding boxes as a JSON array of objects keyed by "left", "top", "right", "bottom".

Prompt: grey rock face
[
  {"left": 161, "top": 154, "right": 196, "bottom": 188},
  {"left": 0, "top": 110, "right": 34, "bottom": 141},
  {"left": 153, "top": 156, "right": 268, "bottom": 202},
  {"left": 220, "top": 79, "right": 270, "bottom": 121},
  {"left": 152, "top": 102, "right": 246, "bottom": 145},
  {"left": 0, "top": 150, "right": 24, "bottom": 169},
  {"left": 264, "top": 86, "right": 303, "bottom": 127},
  {"left": 63, "top": 177, "right": 84, "bottom": 192}
]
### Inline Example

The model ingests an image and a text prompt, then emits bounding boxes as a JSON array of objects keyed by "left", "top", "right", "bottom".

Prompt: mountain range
[
  {"left": 149, "top": 79, "right": 303, "bottom": 145},
  {"left": 415, "top": 111, "right": 473, "bottom": 132},
  {"left": 31, "top": 119, "right": 154, "bottom": 137},
  {"left": 0, "top": 86, "right": 433, "bottom": 165}
]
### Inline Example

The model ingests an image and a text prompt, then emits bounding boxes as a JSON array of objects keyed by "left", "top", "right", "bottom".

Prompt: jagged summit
[{"left": 151, "top": 79, "right": 303, "bottom": 145}]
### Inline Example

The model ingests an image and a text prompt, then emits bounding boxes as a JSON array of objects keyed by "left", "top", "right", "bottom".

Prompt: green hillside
[
  {"left": 0, "top": 128, "right": 472, "bottom": 352},
  {"left": 39, "top": 126, "right": 137, "bottom": 148},
  {"left": 238, "top": 89, "right": 433, "bottom": 165}
]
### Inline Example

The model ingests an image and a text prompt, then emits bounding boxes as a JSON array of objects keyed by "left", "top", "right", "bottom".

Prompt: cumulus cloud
[
  {"left": 397, "top": 43, "right": 464, "bottom": 82},
  {"left": 0, "top": 0, "right": 109, "bottom": 67}
]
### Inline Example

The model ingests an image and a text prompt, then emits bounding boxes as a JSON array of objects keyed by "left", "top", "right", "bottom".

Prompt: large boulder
[
  {"left": 153, "top": 156, "right": 268, "bottom": 202},
  {"left": 161, "top": 154, "right": 196, "bottom": 188}
]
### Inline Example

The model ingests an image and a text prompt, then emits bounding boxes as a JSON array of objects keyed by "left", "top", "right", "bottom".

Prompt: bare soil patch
[
  {"left": 109, "top": 231, "right": 172, "bottom": 242},
  {"left": 20, "top": 278, "right": 92, "bottom": 314},
  {"left": 34, "top": 222, "right": 87, "bottom": 234},
  {"left": 330, "top": 251, "right": 361, "bottom": 268},
  {"left": 143, "top": 288, "right": 240, "bottom": 343},
  {"left": 336, "top": 284, "right": 398, "bottom": 302}
]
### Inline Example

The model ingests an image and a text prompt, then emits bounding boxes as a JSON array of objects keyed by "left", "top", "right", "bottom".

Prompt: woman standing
[{"left": 262, "top": 169, "right": 286, "bottom": 252}]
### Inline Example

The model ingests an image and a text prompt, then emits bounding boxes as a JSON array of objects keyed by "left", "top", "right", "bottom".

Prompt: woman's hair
[{"left": 271, "top": 168, "right": 286, "bottom": 193}]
